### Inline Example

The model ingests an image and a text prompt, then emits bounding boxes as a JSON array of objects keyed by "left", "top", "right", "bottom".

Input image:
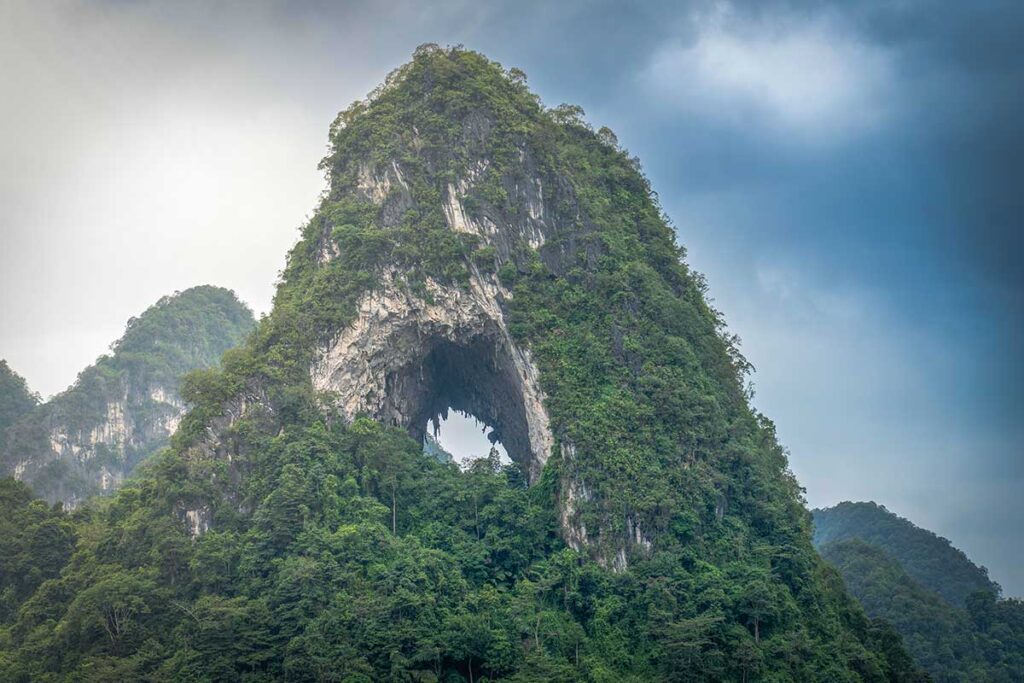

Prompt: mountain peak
[{"left": 0, "top": 285, "right": 254, "bottom": 506}]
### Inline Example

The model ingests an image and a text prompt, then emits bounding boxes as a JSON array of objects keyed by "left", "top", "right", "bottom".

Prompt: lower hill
[
  {"left": 0, "top": 286, "right": 255, "bottom": 507},
  {"left": 814, "top": 504, "right": 1024, "bottom": 682},
  {"left": 813, "top": 501, "right": 996, "bottom": 607}
]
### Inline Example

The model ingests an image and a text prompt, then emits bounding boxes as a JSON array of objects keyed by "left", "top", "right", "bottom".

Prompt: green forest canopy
[{"left": 817, "top": 526, "right": 1024, "bottom": 681}]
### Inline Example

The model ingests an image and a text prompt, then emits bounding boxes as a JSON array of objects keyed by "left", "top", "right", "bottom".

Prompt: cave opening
[
  {"left": 423, "top": 410, "right": 511, "bottom": 467},
  {"left": 387, "top": 332, "right": 542, "bottom": 481}
]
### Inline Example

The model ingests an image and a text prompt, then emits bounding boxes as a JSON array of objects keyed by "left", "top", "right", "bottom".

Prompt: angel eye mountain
[
  {"left": 0, "top": 47, "right": 928, "bottom": 681},
  {"left": 0, "top": 286, "right": 254, "bottom": 507}
]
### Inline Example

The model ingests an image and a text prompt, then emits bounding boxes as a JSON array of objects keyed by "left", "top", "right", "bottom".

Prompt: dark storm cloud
[
  {"left": 853, "top": 1, "right": 1024, "bottom": 299},
  {"left": 458, "top": 0, "right": 1024, "bottom": 592}
]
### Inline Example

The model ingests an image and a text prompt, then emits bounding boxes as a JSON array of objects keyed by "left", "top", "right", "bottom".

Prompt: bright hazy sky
[{"left": 1, "top": 1, "right": 1021, "bottom": 595}]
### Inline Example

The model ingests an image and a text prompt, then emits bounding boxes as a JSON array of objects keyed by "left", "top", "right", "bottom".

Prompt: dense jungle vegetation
[
  {"left": 0, "top": 47, "right": 925, "bottom": 681},
  {"left": 815, "top": 503, "right": 1024, "bottom": 681}
]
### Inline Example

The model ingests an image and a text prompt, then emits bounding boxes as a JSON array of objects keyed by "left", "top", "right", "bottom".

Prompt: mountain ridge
[
  {"left": 814, "top": 502, "right": 1024, "bottom": 681},
  {"left": 813, "top": 500, "right": 997, "bottom": 605},
  {"left": 0, "top": 285, "right": 255, "bottom": 506}
]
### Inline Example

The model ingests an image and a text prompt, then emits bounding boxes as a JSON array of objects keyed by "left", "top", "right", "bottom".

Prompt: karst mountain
[{"left": 0, "top": 47, "right": 926, "bottom": 682}]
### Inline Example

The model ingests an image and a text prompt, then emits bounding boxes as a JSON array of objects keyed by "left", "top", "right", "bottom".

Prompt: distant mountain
[
  {"left": 813, "top": 501, "right": 996, "bottom": 606},
  {"left": 1, "top": 286, "right": 254, "bottom": 507},
  {"left": 814, "top": 503, "right": 1024, "bottom": 682},
  {"left": 0, "top": 361, "right": 38, "bottom": 450},
  {"left": 422, "top": 432, "right": 455, "bottom": 463}
]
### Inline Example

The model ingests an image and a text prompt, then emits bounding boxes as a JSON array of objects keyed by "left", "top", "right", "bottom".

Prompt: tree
[
  {"left": 59, "top": 569, "right": 158, "bottom": 653},
  {"left": 253, "top": 462, "right": 309, "bottom": 552}
]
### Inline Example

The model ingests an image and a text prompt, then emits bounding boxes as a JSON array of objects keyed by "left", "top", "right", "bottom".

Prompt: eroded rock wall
[
  {"left": 309, "top": 156, "right": 561, "bottom": 482},
  {"left": 7, "top": 382, "right": 189, "bottom": 508},
  {"left": 311, "top": 266, "right": 553, "bottom": 482}
]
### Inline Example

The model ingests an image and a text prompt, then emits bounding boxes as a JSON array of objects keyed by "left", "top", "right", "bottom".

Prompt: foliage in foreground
[{"left": 0, "top": 423, "right": 920, "bottom": 681}]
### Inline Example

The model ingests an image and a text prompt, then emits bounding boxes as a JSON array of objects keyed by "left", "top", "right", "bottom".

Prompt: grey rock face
[
  {"left": 311, "top": 266, "right": 553, "bottom": 483},
  {"left": 300, "top": 121, "right": 646, "bottom": 563},
  {"left": 311, "top": 157, "right": 556, "bottom": 483},
  {"left": 6, "top": 381, "right": 188, "bottom": 508}
]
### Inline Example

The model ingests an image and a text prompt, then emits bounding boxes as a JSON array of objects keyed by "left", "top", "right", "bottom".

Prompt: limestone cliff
[
  {"left": 1, "top": 286, "right": 254, "bottom": 507},
  {"left": 310, "top": 265, "right": 553, "bottom": 483},
  {"left": 177, "top": 46, "right": 800, "bottom": 570}
]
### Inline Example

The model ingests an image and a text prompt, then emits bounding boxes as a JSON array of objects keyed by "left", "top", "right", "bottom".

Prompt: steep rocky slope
[
  {"left": 0, "top": 48, "right": 923, "bottom": 681},
  {"left": 0, "top": 286, "right": 254, "bottom": 506}
]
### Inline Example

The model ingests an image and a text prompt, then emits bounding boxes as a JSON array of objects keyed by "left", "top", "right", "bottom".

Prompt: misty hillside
[
  {"left": 0, "top": 286, "right": 254, "bottom": 507},
  {"left": 813, "top": 501, "right": 996, "bottom": 606},
  {"left": 815, "top": 503, "right": 1024, "bottom": 681}
]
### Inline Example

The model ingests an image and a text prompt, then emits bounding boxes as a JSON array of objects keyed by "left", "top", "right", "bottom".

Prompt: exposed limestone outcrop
[
  {"left": 7, "top": 382, "right": 190, "bottom": 508},
  {"left": 311, "top": 265, "right": 553, "bottom": 482},
  {"left": 308, "top": 156, "right": 561, "bottom": 482},
  {"left": 557, "top": 440, "right": 653, "bottom": 570},
  {"left": 0, "top": 286, "right": 254, "bottom": 507},
  {"left": 298, "top": 132, "right": 631, "bottom": 563}
]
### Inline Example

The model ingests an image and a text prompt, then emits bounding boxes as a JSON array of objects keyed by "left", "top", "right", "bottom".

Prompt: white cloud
[
  {"left": 0, "top": 2, "right": 362, "bottom": 397},
  {"left": 0, "top": 0, "right": 489, "bottom": 397},
  {"left": 643, "top": 4, "right": 893, "bottom": 141}
]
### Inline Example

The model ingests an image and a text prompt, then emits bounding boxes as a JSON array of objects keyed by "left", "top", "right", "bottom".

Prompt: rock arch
[{"left": 310, "top": 267, "right": 553, "bottom": 483}]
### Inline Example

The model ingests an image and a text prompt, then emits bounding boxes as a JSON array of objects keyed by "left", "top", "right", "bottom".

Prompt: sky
[{"left": 1, "top": 0, "right": 1021, "bottom": 595}]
